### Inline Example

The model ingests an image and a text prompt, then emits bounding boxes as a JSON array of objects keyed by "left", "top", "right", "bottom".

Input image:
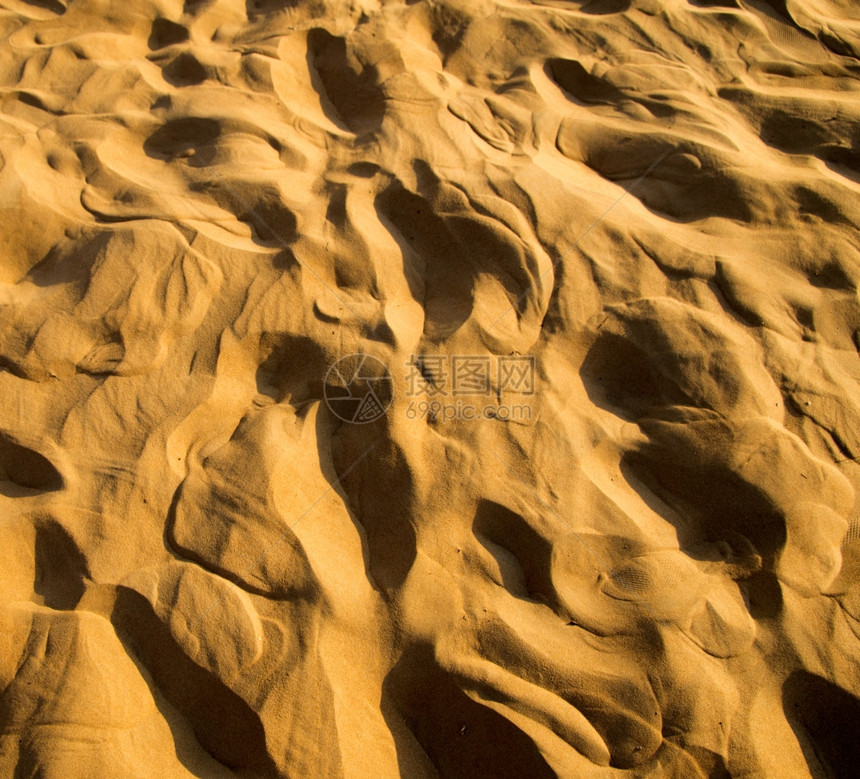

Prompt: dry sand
[{"left": 0, "top": 0, "right": 859, "bottom": 775}]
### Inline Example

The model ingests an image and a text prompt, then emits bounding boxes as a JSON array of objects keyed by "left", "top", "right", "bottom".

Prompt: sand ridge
[{"left": 0, "top": 0, "right": 859, "bottom": 775}]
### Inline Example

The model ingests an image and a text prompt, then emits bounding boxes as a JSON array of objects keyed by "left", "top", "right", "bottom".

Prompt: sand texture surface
[{"left": 1, "top": 0, "right": 859, "bottom": 775}]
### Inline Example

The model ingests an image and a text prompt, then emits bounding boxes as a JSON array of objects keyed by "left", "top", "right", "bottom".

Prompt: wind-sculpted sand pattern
[{"left": 1, "top": 0, "right": 859, "bottom": 775}]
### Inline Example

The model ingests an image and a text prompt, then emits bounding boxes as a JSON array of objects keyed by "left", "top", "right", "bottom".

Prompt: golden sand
[{"left": 0, "top": 0, "right": 859, "bottom": 775}]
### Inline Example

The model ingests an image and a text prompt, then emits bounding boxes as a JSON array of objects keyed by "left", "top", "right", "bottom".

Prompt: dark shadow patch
[
  {"left": 382, "top": 645, "right": 556, "bottom": 779},
  {"left": 347, "top": 161, "right": 382, "bottom": 177},
  {"left": 620, "top": 447, "right": 786, "bottom": 556},
  {"left": 26, "top": 239, "right": 100, "bottom": 290},
  {"left": 795, "top": 185, "right": 853, "bottom": 226},
  {"left": 819, "top": 144, "right": 860, "bottom": 183},
  {"left": 619, "top": 168, "right": 752, "bottom": 222},
  {"left": 376, "top": 168, "right": 540, "bottom": 343},
  {"left": 184, "top": 0, "right": 215, "bottom": 12},
  {"left": 162, "top": 52, "right": 207, "bottom": 86},
  {"left": 255, "top": 334, "right": 327, "bottom": 403},
  {"left": 331, "top": 428, "right": 417, "bottom": 592},
  {"left": 246, "top": 0, "right": 300, "bottom": 17},
  {"left": 34, "top": 519, "right": 87, "bottom": 609},
  {"left": 760, "top": 111, "right": 832, "bottom": 153},
  {"left": 808, "top": 257, "right": 856, "bottom": 291},
  {"left": 745, "top": 0, "right": 795, "bottom": 25},
  {"left": 149, "top": 18, "right": 189, "bottom": 50},
  {"left": 569, "top": 0, "right": 631, "bottom": 14},
  {"left": 742, "top": 569, "right": 783, "bottom": 619},
  {"left": 20, "top": 0, "right": 65, "bottom": 14},
  {"left": 144, "top": 117, "right": 220, "bottom": 162},
  {"left": 306, "top": 28, "right": 385, "bottom": 134},
  {"left": 112, "top": 587, "right": 280, "bottom": 777},
  {"left": 579, "top": 330, "right": 666, "bottom": 419},
  {"left": 783, "top": 671, "right": 860, "bottom": 777},
  {"left": 236, "top": 190, "right": 298, "bottom": 247},
  {"left": 546, "top": 59, "right": 625, "bottom": 104},
  {"left": 675, "top": 744, "right": 732, "bottom": 776},
  {"left": 429, "top": 2, "right": 470, "bottom": 57},
  {"left": 577, "top": 138, "right": 753, "bottom": 222},
  {"left": 375, "top": 182, "right": 472, "bottom": 341},
  {"left": 16, "top": 91, "right": 58, "bottom": 114},
  {"left": 819, "top": 30, "right": 860, "bottom": 60},
  {"left": 0, "top": 355, "right": 33, "bottom": 381},
  {"left": 164, "top": 472, "right": 319, "bottom": 601},
  {"left": 581, "top": 320, "right": 788, "bottom": 553},
  {"left": 473, "top": 500, "right": 558, "bottom": 609},
  {"left": 0, "top": 434, "right": 62, "bottom": 492}
]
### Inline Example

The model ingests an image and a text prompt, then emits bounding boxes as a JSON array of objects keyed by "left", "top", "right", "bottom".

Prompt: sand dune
[{"left": 1, "top": 0, "right": 859, "bottom": 775}]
